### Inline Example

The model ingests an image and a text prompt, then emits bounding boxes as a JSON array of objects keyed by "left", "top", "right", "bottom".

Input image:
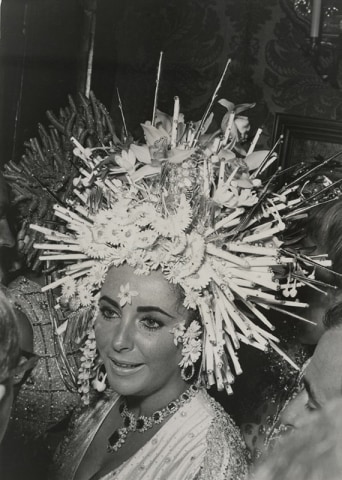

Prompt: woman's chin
[{"left": 107, "top": 370, "right": 146, "bottom": 397}]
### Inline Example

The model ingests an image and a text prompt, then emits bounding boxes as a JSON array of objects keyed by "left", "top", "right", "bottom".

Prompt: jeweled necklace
[{"left": 107, "top": 384, "right": 199, "bottom": 453}]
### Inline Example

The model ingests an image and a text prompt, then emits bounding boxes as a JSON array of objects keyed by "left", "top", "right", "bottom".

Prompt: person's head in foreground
[
  {"left": 0, "top": 291, "right": 19, "bottom": 443},
  {"left": 280, "top": 304, "right": 342, "bottom": 430},
  {"left": 0, "top": 172, "right": 15, "bottom": 285},
  {"left": 254, "top": 398, "right": 342, "bottom": 480},
  {"left": 298, "top": 198, "right": 342, "bottom": 344},
  {"left": 0, "top": 291, "right": 38, "bottom": 445}
]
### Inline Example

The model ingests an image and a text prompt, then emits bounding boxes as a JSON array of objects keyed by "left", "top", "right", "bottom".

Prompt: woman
[
  {"left": 34, "top": 96, "right": 332, "bottom": 478},
  {"left": 53, "top": 265, "right": 248, "bottom": 479}
]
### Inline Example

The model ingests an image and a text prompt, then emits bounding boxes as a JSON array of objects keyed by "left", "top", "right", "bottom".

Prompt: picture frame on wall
[{"left": 271, "top": 113, "right": 342, "bottom": 169}]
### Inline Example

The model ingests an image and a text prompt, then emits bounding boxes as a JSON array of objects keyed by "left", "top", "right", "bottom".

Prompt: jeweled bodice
[{"left": 5, "top": 276, "right": 80, "bottom": 439}]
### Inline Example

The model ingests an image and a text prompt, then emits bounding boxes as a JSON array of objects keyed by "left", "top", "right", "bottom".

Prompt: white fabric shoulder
[{"left": 197, "top": 393, "right": 249, "bottom": 480}]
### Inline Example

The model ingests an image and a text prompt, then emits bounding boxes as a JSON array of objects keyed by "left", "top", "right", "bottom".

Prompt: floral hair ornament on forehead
[
  {"left": 31, "top": 55, "right": 342, "bottom": 404},
  {"left": 118, "top": 283, "right": 139, "bottom": 307}
]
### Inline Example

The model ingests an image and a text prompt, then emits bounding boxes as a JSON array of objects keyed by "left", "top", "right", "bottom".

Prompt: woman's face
[{"left": 95, "top": 265, "right": 193, "bottom": 402}]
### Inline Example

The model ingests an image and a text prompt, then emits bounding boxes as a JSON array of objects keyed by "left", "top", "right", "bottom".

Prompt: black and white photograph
[{"left": 0, "top": 1, "right": 342, "bottom": 479}]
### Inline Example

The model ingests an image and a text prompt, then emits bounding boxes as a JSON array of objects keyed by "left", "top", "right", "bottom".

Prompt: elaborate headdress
[
  {"left": 4, "top": 92, "right": 118, "bottom": 271},
  {"left": 29, "top": 59, "right": 342, "bottom": 403}
]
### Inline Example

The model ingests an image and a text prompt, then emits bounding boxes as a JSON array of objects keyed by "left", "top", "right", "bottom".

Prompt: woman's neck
[{"left": 125, "top": 381, "right": 192, "bottom": 417}]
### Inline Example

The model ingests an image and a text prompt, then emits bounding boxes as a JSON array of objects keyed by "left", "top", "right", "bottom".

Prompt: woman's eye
[
  {"left": 141, "top": 317, "right": 162, "bottom": 331},
  {"left": 99, "top": 306, "right": 119, "bottom": 320}
]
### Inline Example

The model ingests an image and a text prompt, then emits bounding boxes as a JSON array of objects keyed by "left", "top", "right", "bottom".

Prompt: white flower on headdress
[
  {"left": 182, "top": 264, "right": 212, "bottom": 291},
  {"left": 76, "top": 224, "right": 93, "bottom": 249},
  {"left": 218, "top": 99, "right": 255, "bottom": 147},
  {"left": 180, "top": 233, "right": 206, "bottom": 277},
  {"left": 73, "top": 146, "right": 92, "bottom": 162},
  {"left": 117, "top": 283, "right": 139, "bottom": 307},
  {"left": 94, "top": 209, "right": 112, "bottom": 225},
  {"left": 183, "top": 290, "right": 202, "bottom": 310},
  {"left": 236, "top": 188, "right": 258, "bottom": 207},
  {"left": 116, "top": 224, "right": 141, "bottom": 246},
  {"left": 112, "top": 199, "right": 134, "bottom": 226},
  {"left": 213, "top": 182, "right": 238, "bottom": 208},
  {"left": 179, "top": 339, "right": 202, "bottom": 368},
  {"left": 128, "top": 143, "right": 165, "bottom": 182},
  {"left": 125, "top": 248, "right": 146, "bottom": 269},
  {"left": 87, "top": 242, "right": 113, "bottom": 260},
  {"left": 141, "top": 122, "right": 169, "bottom": 150},
  {"left": 112, "top": 246, "right": 133, "bottom": 267},
  {"left": 178, "top": 320, "right": 202, "bottom": 368},
  {"left": 152, "top": 195, "right": 192, "bottom": 237},
  {"left": 91, "top": 224, "right": 108, "bottom": 244},
  {"left": 163, "top": 234, "right": 187, "bottom": 256},
  {"left": 172, "top": 320, "right": 202, "bottom": 367},
  {"left": 113, "top": 149, "right": 137, "bottom": 176},
  {"left": 87, "top": 263, "right": 108, "bottom": 288},
  {"left": 61, "top": 276, "right": 77, "bottom": 299},
  {"left": 163, "top": 236, "right": 208, "bottom": 286},
  {"left": 147, "top": 249, "right": 163, "bottom": 271},
  {"left": 134, "top": 203, "right": 156, "bottom": 227},
  {"left": 134, "top": 262, "right": 151, "bottom": 276},
  {"left": 135, "top": 230, "right": 159, "bottom": 249},
  {"left": 78, "top": 285, "right": 93, "bottom": 307},
  {"left": 102, "top": 221, "right": 120, "bottom": 245},
  {"left": 76, "top": 223, "right": 112, "bottom": 259},
  {"left": 185, "top": 320, "right": 202, "bottom": 341},
  {"left": 68, "top": 295, "right": 81, "bottom": 312},
  {"left": 164, "top": 233, "right": 206, "bottom": 284},
  {"left": 77, "top": 328, "right": 97, "bottom": 405},
  {"left": 126, "top": 250, "right": 150, "bottom": 275}
]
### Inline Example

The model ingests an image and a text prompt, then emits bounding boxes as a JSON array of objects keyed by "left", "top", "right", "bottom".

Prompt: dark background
[{"left": 1, "top": 0, "right": 341, "bottom": 167}]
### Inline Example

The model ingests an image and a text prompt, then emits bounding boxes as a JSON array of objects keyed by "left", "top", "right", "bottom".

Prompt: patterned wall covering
[
  {"left": 1, "top": 0, "right": 341, "bottom": 166},
  {"left": 112, "top": 0, "right": 342, "bottom": 144},
  {"left": 264, "top": 0, "right": 342, "bottom": 121}
]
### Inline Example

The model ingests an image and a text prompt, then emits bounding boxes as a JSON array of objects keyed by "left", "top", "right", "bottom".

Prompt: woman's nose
[
  {"left": 111, "top": 316, "right": 134, "bottom": 352},
  {"left": 280, "top": 390, "right": 308, "bottom": 429}
]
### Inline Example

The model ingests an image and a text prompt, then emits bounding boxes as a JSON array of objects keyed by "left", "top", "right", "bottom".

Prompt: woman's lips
[{"left": 109, "top": 357, "right": 144, "bottom": 375}]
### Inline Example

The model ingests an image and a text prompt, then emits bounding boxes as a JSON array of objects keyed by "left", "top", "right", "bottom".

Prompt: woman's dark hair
[
  {"left": 324, "top": 302, "right": 342, "bottom": 331},
  {"left": 0, "top": 290, "right": 20, "bottom": 382},
  {"left": 307, "top": 199, "right": 342, "bottom": 277}
]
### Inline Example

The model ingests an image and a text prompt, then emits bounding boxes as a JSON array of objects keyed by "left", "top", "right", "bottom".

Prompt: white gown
[{"left": 52, "top": 388, "right": 248, "bottom": 480}]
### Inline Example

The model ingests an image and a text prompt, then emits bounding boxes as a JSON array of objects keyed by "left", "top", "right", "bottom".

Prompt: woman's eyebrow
[
  {"left": 99, "top": 296, "right": 120, "bottom": 309},
  {"left": 137, "top": 306, "right": 175, "bottom": 318}
]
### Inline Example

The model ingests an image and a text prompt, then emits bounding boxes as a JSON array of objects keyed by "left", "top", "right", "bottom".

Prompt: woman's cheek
[{"left": 94, "top": 320, "right": 111, "bottom": 348}]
